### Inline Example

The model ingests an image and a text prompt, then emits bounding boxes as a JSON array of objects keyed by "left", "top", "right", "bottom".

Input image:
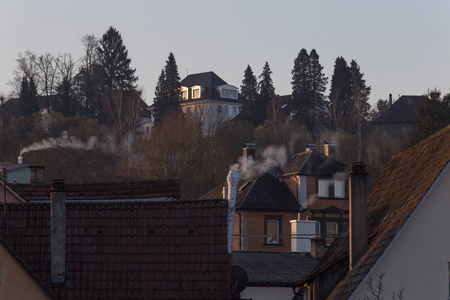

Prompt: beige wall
[
  {"left": 351, "top": 165, "right": 450, "bottom": 300},
  {"left": 0, "top": 244, "right": 50, "bottom": 299},
  {"left": 0, "top": 186, "right": 23, "bottom": 203}
]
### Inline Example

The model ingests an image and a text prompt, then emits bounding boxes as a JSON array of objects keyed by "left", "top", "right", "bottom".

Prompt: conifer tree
[
  {"left": 348, "top": 60, "right": 371, "bottom": 133},
  {"left": 328, "top": 57, "right": 351, "bottom": 130},
  {"left": 239, "top": 65, "right": 259, "bottom": 125},
  {"left": 308, "top": 49, "right": 328, "bottom": 137},
  {"left": 97, "top": 26, "right": 138, "bottom": 91},
  {"left": 152, "top": 53, "right": 181, "bottom": 122},
  {"left": 257, "top": 62, "right": 275, "bottom": 125},
  {"left": 19, "top": 76, "right": 39, "bottom": 118},
  {"left": 55, "top": 77, "right": 78, "bottom": 117}
]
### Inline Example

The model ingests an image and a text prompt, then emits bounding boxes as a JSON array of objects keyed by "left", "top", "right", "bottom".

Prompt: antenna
[{"left": 185, "top": 69, "right": 188, "bottom": 77}]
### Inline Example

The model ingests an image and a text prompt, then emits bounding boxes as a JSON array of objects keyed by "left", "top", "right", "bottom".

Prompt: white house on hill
[{"left": 179, "top": 71, "right": 242, "bottom": 134}]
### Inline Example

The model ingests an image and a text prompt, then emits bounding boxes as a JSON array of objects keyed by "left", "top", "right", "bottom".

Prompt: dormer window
[
  {"left": 180, "top": 87, "right": 189, "bottom": 100},
  {"left": 219, "top": 85, "right": 238, "bottom": 100},
  {"left": 191, "top": 85, "right": 201, "bottom": 99}
]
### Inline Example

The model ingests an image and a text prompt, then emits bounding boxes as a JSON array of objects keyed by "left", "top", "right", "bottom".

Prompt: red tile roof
[
  {"left": 1, "top": 199, "right": 230, "bottom": 299},
  {"left": 9, "top": 179, "right": 180, "bottom": 201},
  {"left": 297, "top": 125, "right": 450, "bottom": 299}
]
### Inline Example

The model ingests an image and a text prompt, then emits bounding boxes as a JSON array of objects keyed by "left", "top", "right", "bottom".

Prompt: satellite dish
[{"left": 230, "top": 265, "right": 248, "bottom": 295}]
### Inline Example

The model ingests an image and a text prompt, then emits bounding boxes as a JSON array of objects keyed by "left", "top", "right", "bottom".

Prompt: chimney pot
[
  {"left": 389, "top": 93, "right": 393, "bottom": 106},
  {"left": 324, "top": 141, "right": 335, "bottom": 159},
  {"left": 18, "top": 156, "right": 23, "bottom": 164},
  {"left": 242, "top": 143, "right": 256, "bottom": 173},
  {"left": 349, "top": 162, "right": 368, "bottom": 269},
  {"left": 226, "top": 170, "right": 240, "bottom": 253}
]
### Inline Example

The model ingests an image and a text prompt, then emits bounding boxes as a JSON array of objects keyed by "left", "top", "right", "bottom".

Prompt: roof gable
[
  {"left": 1, "top": 199, "right": 230, "bottom": 299},
  {"left": 284, "top": 150, "right": 349, "bottom": 176},
  {"left": 375, "top": 95, "right": 423, "bottom": 124}
]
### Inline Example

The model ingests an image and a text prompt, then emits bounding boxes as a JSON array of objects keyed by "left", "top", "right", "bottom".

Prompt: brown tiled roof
[
  {"left": 232, "top": 251, "right": 317, "bottom": 287},
  {"left": 298, "top": 125, "right": 450, "bottom": 299},
  {"left": 9, "top": 179, "right": 180, "bottom": 201},
  {"left": 1, "top": 199, "right": 230, "bottom": 299},
  {"left": 284, "top": 150, "right": 349, "bottom": 176}
]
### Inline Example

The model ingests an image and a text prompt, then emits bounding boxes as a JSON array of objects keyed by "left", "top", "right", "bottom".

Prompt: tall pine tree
[
  {"left": 257, "top": 62, "right": 275, "bottom": 125},
  {"left": 348, "top": 60, "right": 371, "bottom": 133},
  {"left": 239, "top": 65, "right": 259, "bottom": 125},
  {"left": 19, "top": 76, "right": 39, "bottom": 118},
  {"left": 291, "top": 49, "right": 313, "bottom": 131},
  {"left": 328, "top": 57, "right": 351, "bottom": 131},
  {"left": 97, "top": 26, "right": 138, "bottom": 91},
  {"left": 308, "top": 49, "right": 328, "bottom": 138},
  {"left": 152, "top": 53, "right": 181, "bottom": 122}
]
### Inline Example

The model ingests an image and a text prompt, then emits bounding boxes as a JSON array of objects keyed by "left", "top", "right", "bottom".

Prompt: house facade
[
  {"left": 282, "top": 143, "right": 350, "bottom": 246},
  {"left": 373, "top": 94, "right": 423, "bottom": 138},
  {"left": 179, "top": 72, "right": 242, "bottom": 134}
]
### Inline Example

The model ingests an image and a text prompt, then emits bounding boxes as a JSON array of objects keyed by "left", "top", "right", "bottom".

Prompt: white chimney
[
  {"left": 18, "top": 156, "right": 23, "bottom": 164},
  {"left": 290, "top": 218, "right": 320, "bottom": 252},
  {"left": 226, "top": 170, "right": 239, "bottom": 253},
  {"left": 51, "top": 179, "right": 66, "bottom": 285},
  {"left": 306, "top": 144, "right": 317, "bottom": 152}
]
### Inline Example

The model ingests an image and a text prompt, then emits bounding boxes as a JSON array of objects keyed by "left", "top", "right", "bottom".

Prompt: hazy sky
[{"left": 1, "top": 0, "right": 449, "bottom": 106}]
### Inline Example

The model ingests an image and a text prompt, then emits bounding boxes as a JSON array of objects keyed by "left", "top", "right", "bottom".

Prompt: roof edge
[{"left": 348, "top": 161, "right": 450, "bottom": 299}]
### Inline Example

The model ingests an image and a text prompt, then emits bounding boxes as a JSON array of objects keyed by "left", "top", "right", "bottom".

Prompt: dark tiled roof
[
  {"left": 374, "top": 95, "right": 423, "bottom": 124},
  {"left": 284, "top": 150, "right": 349, "bottom": 176},
  {"left": 9, "top": 179, "right": 180, "bottom": 201},
  {"left": 1, "top": 199, "right": 230, "bottom": 299},
  {"left": 232, "top": 251, "right": 317, "bottom": 287},
  {"left": 179, "top": 71, "right": 240, "bottom": 103},
  {"left": 201, "top": 173, "right": 300, "bottom": 212},
  {"left": 300, "top": 125, "right": 450, "bottom": 299}
]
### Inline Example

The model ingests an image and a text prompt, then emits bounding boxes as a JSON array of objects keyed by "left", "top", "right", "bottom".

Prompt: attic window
[
  {"left": 221, "top": 88, "right": 238, "bottom": 99},
  {"left": 192, "top": 88, "right": 200, "bottom": 99},
  {"left": 181, "top": 90, "right": 188, "bottom": 100}
]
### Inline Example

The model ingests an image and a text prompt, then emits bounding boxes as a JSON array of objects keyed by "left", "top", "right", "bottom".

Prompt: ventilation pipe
[
  {"left": 226, "top": 170, "right": 239, "bottom": 253},
  {"left": 389, "top": 93, "right": 393, "bottom": 106},
  {"left": 349, "top": 162, "right": 368, "bottom": 269},
  {"left": 18, "top": 156, "right": 23, "bottom": 165},
  {"left": 51, "top": 179, "right": 66, "bottom": 285}
]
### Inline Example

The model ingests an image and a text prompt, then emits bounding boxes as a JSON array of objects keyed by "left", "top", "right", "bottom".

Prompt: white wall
[
  {"left": 351, "top": 165, "right": 450, "bottom": 300},
  {"left": 240, "top": 286, "right": 294, "bottom": 300}
]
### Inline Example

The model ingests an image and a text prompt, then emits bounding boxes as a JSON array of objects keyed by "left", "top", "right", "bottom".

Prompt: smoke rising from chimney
[
  {"left": 20, "top": 131, "right": 120, "bottom": 156},
  {"left": 230, "top": 145, "right": 288, "bottom": 180}
]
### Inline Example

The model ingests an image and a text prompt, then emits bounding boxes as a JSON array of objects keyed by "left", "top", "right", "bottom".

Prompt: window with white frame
[
  {"left": 222, "top": 89, "right": 230, "bottom": 98},
  {"left": 265, "top": 215, "right": 282, "bottom": 245},
  {"left": 233, "top": 107, "right": 238, "bottom": 116},
  {"left": 334, "top": 180, "right": 345, "bottom": 198},
  {"left": 326, "top": 222, "right": 338, "bottom": 245},
  {"left": 229, "top": 89, "right": 237, "bottom": 99},
  {"left": 192, "top": 88, "right": 200, "bottom": 99},
  {"left": 181, "top": 90, "right": 188, "bottom": 100},
  {"left": 318, "top": 179, "right": 329, "bottom": 198}
]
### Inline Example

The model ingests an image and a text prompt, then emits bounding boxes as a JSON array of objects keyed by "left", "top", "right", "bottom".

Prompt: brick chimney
[
  {"left": 242, "top": 143, "right": 255, "bottom": 173},
  {"left": 349, "top": 162, "right": 368, "bottom": 269},
  {"left": 324, "top": 141, "right": 335, "bottom": 159},
  {"left": 51, "top": 179, "right": 66, "bottom": 285}
]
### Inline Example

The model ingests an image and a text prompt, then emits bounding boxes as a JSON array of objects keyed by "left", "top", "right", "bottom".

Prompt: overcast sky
[{"left": 1, "top": 0, "right": 449, "bottom": 106}]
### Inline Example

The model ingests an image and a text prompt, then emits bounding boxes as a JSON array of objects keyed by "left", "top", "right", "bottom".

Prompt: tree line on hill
[{"left": 0, "top": 26, "right": 448, "bottom": 198}]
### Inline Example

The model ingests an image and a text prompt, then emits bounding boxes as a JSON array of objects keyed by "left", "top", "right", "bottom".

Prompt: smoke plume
[
  {"left": 230, "top": 145, "right": 288, "bottom": 180},
  {"left": 20, "top": 131, "right": 119, "bottom": 156}
]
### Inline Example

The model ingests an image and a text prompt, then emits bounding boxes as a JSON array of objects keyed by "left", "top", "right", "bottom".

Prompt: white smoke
[
  {"left": 230, "top": 145, "right": 288, "bottom": 180},
  {"left": 20, "top": 131, "right": 119, "bottom": 156}
]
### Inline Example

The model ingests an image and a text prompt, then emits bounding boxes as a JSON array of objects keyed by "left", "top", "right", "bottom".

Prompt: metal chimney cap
[
  {"left": 350, "top": 161, "right": 367, "bottom": 174},
  {"left": 51, "top": 179, "right": 65, "bottom": 192}
]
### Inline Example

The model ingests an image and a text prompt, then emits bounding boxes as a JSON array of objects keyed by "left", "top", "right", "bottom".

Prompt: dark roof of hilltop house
[
  {"left": 297, "top": 125, "right": 450, "bottom": 299},
  {"left": 179, "top": 71, "right": 241, "bottom": 103},
  {"left": 9, "top": 179, "right": 180, "bottom": 202},
  {"left": 374, "top": 95, "right": 423, "bottom": 124},
  {"left": 0, "top": 199, "right": 231, "bottom": 300},
  {"left": 283, "top": 149, "right": 349, "bottom": 176},
  {"left": 232, "top": 251, "right": 317, "bottom": 287},
  {"left": 201, "top": 172, "right": 300, "bottom": 212}
]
